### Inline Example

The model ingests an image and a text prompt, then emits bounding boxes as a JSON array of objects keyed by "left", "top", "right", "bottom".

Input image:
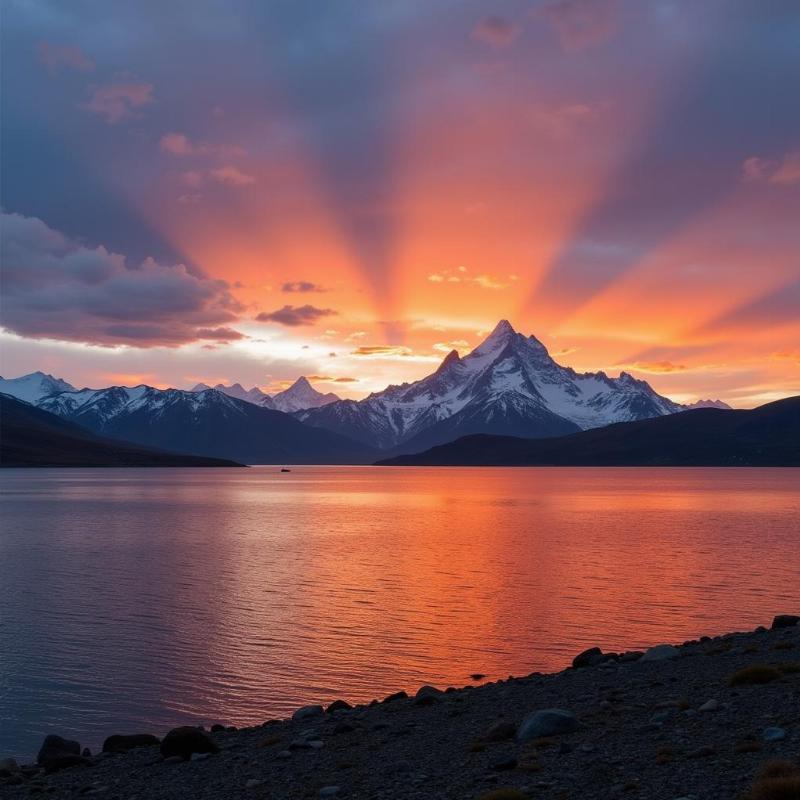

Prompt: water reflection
[{"left": 1, "top": 466, "right": 798, "bottom": 759}]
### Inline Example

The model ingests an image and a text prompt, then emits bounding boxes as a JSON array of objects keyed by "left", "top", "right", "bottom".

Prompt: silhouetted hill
[
  {"left": 0, "top": 394, "right": 242, "bottom": 468},
  {"left": 377, "top": 397, "right": 800, "bottom": 467}
]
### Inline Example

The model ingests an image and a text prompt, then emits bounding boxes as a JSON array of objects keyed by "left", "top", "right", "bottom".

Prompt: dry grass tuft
[{"left": 729, "top": 665, "right": 783, "bottom": 686}]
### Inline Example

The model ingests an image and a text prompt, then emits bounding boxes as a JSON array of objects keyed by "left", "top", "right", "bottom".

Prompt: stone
[
  {"left": 490, "top": 756, "right": 518, "bottom": 771},
  {"left": 332, "top": 722, "right": 356, "bottom": 735},
  {"left": 640, "top": 645, "right": 681, "bottom": 662},
  {"left": 620, "top": 651, "right": 644, "bottom": 662},
  {"left": 517, "top": 709, "right": 579, "bottom": 741},
  {"left": 292, "top": 705, "right": 324, "bottom": 721},
  {"left": 771, "top": 614, "right": 800, "bottom": 629},
  {"left": 37, "top": 734, "right": 89, "bottom": 772},
  {"left": 320, "top": 787, "right": 341, "bottom": 797},
  {"left": 0, "top": 758, "right": 19, "bottom": 773},
  {"left": 245, "top": 779, "right": 264, "bottom": 789},
  {"left": 308, "top": 739, "right": 324, "bottom": 749},
  {"left": 102, "top": 734, "right": 160, "bottom": 754},
  {"left": 326, "top": 700, "right": 353, "bottom": 714},
  {"left": 190, "top": 752, "right": 212, "bottom": 761},
  {"left": 698, "top": 699, "right": 719, "bottom": 712},
  {"left": 762, "top": 727, "right": 786, "bottom": 742},
  {"left": 573, "top": 647, "right": 604, "bottom": 669},
  {"left": 382, "top": 691, "right": 408, "bottom": 703},
  {"left": 210, "top": 724, "right": 225, "bottom": 733},
  {"left": 159, "top": 727, "right": 219, "bottom": 761},
  {"left": 485, "top": 721, "right": 517, "bottom": 742},
  {"left": 277, "top": 750, "right": 291, "bottom": 759},
  {"left": 163, "top": 756, "right": 184, "bottom": 764}
]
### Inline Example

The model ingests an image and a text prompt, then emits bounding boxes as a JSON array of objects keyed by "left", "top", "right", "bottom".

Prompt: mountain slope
[
  {"left": 272, "top": 377, "right": 340, "bottom": 413},
  {"left": 38, "top": 386, "right": 374, "bottom": 464},
  {"left": 0, "top": 371, "right": 75, "bottom": 403},
  {"left": 377, "top": 397, "right": 800, "bottom": 467},
  {"left": 0, "top": 394, "right": 241, "bottom": 467},
  {"left": 300, "top": 320, "right": 683, "bottom": 450}
]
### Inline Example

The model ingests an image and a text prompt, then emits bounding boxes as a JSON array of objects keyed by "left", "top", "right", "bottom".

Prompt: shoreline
[{"left": 2, "top": 614, "right": 798, "bottom": 799}]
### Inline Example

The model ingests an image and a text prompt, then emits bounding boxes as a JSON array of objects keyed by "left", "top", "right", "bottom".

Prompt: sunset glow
[{"left": 2, "top": 1, "right": 798, "bottom": 407}]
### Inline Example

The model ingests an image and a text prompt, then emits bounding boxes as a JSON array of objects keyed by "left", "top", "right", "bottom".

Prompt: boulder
[
  {"left": 517, "top": 709, "right": 579, "bottom": 741},
  {"left": 102, "top": 734, "right": 160, "bottom": 753},
  {"left": 159, "top": 727, "right": 218, "bottom": 761},
  {"left": 771, "top": 614, "right": 799, "bottom": 629},
  {"left": 37, "top": 734, "right": 91, "bottom": 772},
  {"left": 325, "top": 699, "right": 353, "bottom": 714},
  {"left": 382, "top": 691, "right": 408, "bottom": 703},
  {"left": 292, "top": 705, "right": 324, "bottom": 721},
  {"left": 572, "top": 647, "right": 604, "bottom": 669},
  {"left": 640, "top": 644, "right": 681, "bottom": 662},
  {"left": 0, "top": 757, "right": 19, "bottom": 774},
  {"left": 485, "top": 720, "right": 517, "bottom": 742}
]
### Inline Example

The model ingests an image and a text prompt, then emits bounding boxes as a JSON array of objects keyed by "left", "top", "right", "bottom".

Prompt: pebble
[
  {"left": 699, "top": 699, "right": 719, "bottom": 712},
  {"left": 762, "top": 727, "right": 786, "bottom": 741},
  {"left": 190, "top": 752, "right": 212, "bottom": 761},
  {"left": 277, "top": 750, "right": 291, "bottom": 759},
  {"left": 517, "top": 709, "right": 579, "bottom": 741},
  {"left": 244, "top": 778, "right": 263, "bottom": 789},
  {"left": 319, "top": 787, "right": 341, "bottom": 797},
  {"left": 640, "top": 644, "right": 681, "bottom": 662},
  {"left": 489, "top": 756, "right": 518, "bottom": 771}
]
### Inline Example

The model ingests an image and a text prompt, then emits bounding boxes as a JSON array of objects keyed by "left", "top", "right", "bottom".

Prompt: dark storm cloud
[
  {"left": 255, "top": 305, "right": 337, "bottom": 327},
  {"left": 0, "top": 212, "right": 244, "bottom": 347}
]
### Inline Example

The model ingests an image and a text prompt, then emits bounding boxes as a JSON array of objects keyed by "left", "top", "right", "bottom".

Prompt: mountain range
[
  {"left": 190, "top": 376, "right": 340, "bottom": 413},
  {"left": 378, "top": 396, "right": 800, "bottom": 467},
  {"left": 297, "top": 320, "right": 700, "bottom": 452},
  {"left": 1, "top": 321, "right": 745, "bottom": 465},
  {"left": 0, "top": 394, "right": 241, "bottom": 468}
]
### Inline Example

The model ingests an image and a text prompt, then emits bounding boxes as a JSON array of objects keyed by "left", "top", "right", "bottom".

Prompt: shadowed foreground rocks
[{"left": 2, "top": 615, "right": 799, "bottom": 800}]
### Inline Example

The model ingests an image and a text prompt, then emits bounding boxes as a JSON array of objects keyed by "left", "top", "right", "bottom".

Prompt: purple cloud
[
  {"left": 36, "top": 41, "right": 94, "bottom": 73},
  {"left": 472, "top": 17, "right": 520, "bottom": 48},
  {"left": 255, "top": 304, "right": 337, "bottom": 326},
  {"left": 281, "top": 281, "right": 326, "bottom": 293},
  {"left": 0, "top": 211, "right": 244, "bottom": 347},
  {"left": 82, "top": 79, "right": 154, "bottom": 123}
]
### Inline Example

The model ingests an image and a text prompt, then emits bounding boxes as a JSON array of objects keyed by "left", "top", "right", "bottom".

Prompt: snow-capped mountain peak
[
  {"left": 298, "top": 321, "right": 686, "bottom": 451},
  {"left": 189, "top": 381, "right": 275, "bottom": 409},
  {"left": 272, "top": 376, "right": 341, "bottom": 413},
  {"left": 0, "top": 371, "right": 76, "bottom": 403}
]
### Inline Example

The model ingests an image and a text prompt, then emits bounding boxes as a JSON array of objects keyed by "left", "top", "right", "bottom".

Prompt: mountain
[
  {"left": 191, "top": 382, "right": 276, "bottom": 409},
  {"left": 37, "top": 385, "right": 374, "bottom": 464},
  {"left": 683, "top": 399, "right": 732, "bottom": 410},
  {"left": 299, "top": 320, "right": 683, "bottom": 451},
  {"left": 377, "top": 396, "right": 800, "bottom": 467},
  {"left": 0, "top": 371, "right": 75, "bottom": 403},
  {"left": 0, "top": 394, "right": 241, "bottom": 468},
  {"left": 272, "top": 376, "right": 340, "bottom": 413}
]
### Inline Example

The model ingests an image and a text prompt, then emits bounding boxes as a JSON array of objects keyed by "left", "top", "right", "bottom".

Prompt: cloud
[
  {"left": 771, "top": 350, "right": 800, "bottom": 366},
  {"left": 540, "top": 0, "right": 617, "bottom": 51},
  {"left": 159, "top": 132, "right": 246, "bottom": 158},
  {"left": 351, "top": 345, "right": 413, "bottom": 357},
  {"left": 82, "top": 79, "right": 154, "bottom": 123},
  {"left": 0, "top": 211, "right": 244, "bottom": 347},
  {"left": 472, "top": 17, "right": 520, "bottom": 47},
  {"left": 427, "top": 266, "right": 513, "bottom": 289},
  {"left": 209, "top": 165, "right": 256, "bottom": 186},
  {"left": 624, "top": 360, "right": 688, "bottom": 374},
  {"left": 36, "top": 41, "right": 94, "bottom": 73},
  {"left": 281, "top": 281, "right": 326, "bottom": 293},
  {"left": 742, "top": 152, "right": 800, "bottom": 186},
  {"left": 433, "top": 339, "right": 470, "bottom": 354},
  {"left": 306, "top": 375, "right": 358, "bottom": 383},
  {"left": 255, "top": 304, "right": 337, "bottom": 326},
  {"left": 528, "top": 102, "right": 596, "bottom": 141}
]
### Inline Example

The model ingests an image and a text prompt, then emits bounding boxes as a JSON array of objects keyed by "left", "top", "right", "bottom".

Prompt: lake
[{"left": 1, "top": 466, "right": 798, "bottom": 759}]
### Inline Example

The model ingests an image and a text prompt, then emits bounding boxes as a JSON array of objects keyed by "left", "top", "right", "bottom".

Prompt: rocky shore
[{"left": 2, "top": 615, "right": 799, "bottom": 800}]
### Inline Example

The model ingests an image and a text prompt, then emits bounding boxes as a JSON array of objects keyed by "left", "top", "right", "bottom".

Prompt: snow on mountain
[
  {"left": 0, "top": 371, "right": 75, "bottom": 403},
  {"left": 190, "top": 382, "right": 276, "bottom": 409},
  {"left": 36, "top": 385, "right": 372, "bottom": 464},
  {"left": 299, "top": 320, "right": 685, "bottom": 451},
  {"left": 683, "top": 398, "right": 732, "bottom": 410},
  {"left": 271, "top": 376, "right": 340, "bottom": 413}
]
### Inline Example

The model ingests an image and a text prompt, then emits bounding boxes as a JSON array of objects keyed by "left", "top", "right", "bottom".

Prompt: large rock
[
  {"left": 292, "top": 704, "right": 324, "bottom": 721},
  {"left": 37, "top": 734, "right": 88, "bottom": 772},
  {"left": 517, "top": 709, "right": 579, "bottom": 741},
  {"left": 572, "top": 647, "right": 604, "bottom": 668},
  {"left": 640, "top": 644, "right": 680, "bottom": 662},
  {"left": 771, "top": 614, "right": 799, "bottom": 629},
  {"left": 159, "top": 727, "right": 218, "bottom": 761},
  {"left": 103, "top": 733, "right": 160, "bottom": 753}
]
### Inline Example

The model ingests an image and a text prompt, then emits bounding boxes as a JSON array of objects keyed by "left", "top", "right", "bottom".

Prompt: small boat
[{"left": 281, "top": 468, "right": 291, "bottom": 472}]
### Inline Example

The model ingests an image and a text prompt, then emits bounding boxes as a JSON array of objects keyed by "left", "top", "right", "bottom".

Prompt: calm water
[{"left": 1, "top": 466, "right": 798, "bottom": 759}]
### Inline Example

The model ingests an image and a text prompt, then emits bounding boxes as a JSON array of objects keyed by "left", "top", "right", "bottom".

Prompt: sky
[{"left": 1, "top": 0, "right": 798, "bottom": 406}]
